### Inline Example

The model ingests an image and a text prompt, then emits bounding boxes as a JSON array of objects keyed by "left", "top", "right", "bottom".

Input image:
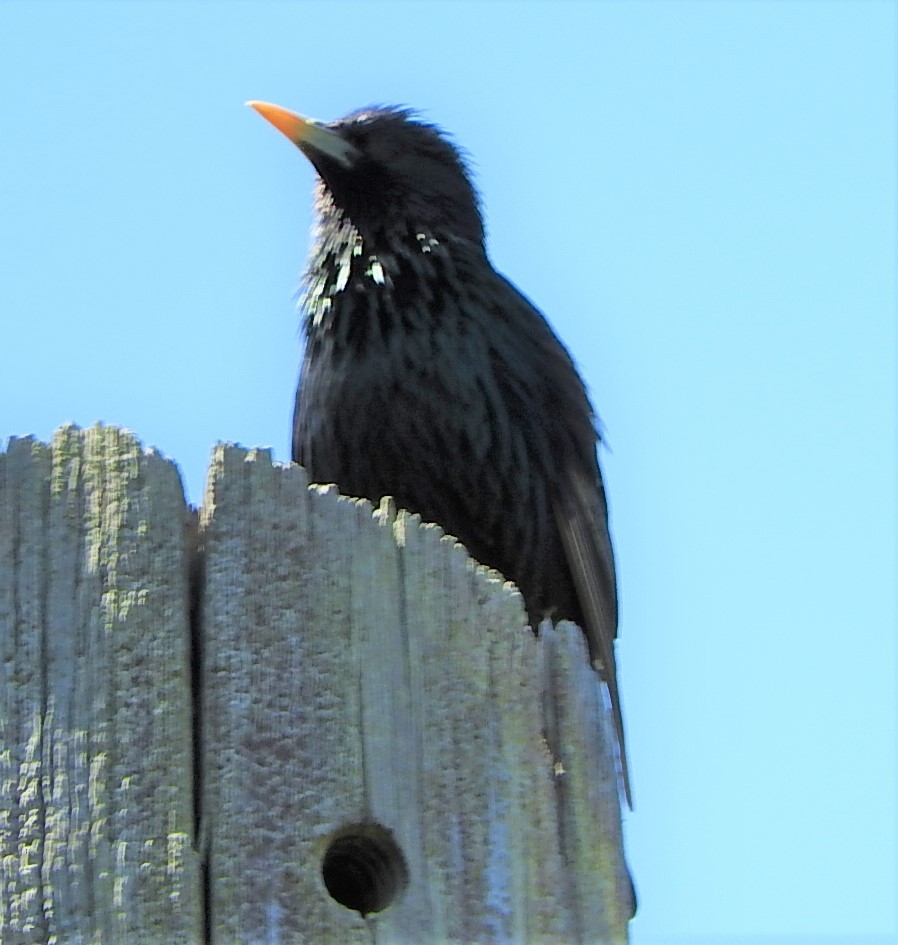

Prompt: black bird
[{"left": 248, "top": 101, "right": 631, "bottom": 806}]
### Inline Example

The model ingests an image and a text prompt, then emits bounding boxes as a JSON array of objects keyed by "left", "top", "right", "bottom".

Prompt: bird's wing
[
  {"left": 554, "top": 450, "right": 632, "bottom": 808},
  {"left": 490, "top": 272, "right": 632, "bottom": 806}
]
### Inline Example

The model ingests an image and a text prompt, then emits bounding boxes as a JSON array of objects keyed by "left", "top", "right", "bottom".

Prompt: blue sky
[{"left": 1, "top": 2, "right": 895, "bottom": 942}]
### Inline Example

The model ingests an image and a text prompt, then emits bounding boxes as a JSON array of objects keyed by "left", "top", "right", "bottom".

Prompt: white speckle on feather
[
  {"left": 416, "top": 232, "right": 440, "bottom": 253},
  {"left": 335, "top": 261, "right": 350, "bottom": 293}
]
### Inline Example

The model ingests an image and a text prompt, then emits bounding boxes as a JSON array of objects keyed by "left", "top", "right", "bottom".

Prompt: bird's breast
[{"left": 298, "top": 257, "right": 513, "bottom": 506}]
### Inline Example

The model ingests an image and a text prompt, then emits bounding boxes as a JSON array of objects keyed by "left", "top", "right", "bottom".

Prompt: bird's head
[{"left": 248, "top": 101, "right": 484, "bottom": 248}]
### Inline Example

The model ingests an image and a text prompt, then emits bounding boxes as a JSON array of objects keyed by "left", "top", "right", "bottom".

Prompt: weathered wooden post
[
  {"left": 0, "top": 426, "right": 201, "bottom": 943},
  {"left": 1, "top": 425, "right": 632, "bottom": 944}
]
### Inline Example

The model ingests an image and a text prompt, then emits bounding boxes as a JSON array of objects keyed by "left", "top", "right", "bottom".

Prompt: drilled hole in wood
[{"left": 321, "top": 823, "right": 408, "bottom": 916}]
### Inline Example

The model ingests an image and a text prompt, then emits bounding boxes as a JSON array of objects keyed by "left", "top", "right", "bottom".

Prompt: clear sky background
[{"left": 1, "top": 2, "right": 895, "bottom": 942}]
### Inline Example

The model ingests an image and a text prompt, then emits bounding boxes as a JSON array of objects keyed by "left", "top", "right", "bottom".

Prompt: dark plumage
[{"left": 249, "top": 101, "right": 630, "bottom": 805}]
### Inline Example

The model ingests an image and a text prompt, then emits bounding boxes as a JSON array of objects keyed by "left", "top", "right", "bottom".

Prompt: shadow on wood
[{"left": 1, "top": 425, "right": 632, "bottom": 944}]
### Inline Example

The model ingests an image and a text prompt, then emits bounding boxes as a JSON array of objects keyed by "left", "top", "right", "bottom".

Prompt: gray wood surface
[
  {"left": 0, "top": 425, "right": 201, "bottom": 944},
  {"left": 1, "top": 426, "right": 632, "bottom": 944}
]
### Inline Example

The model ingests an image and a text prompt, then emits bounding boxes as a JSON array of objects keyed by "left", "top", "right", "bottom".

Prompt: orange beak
[{"left": 246, "top": 101, "right": 358, "bottom": 169}]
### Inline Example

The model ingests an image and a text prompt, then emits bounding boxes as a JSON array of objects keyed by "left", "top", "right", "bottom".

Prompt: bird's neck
[{"left": 302, "top": 214, "right": 483, "bottom": 333}]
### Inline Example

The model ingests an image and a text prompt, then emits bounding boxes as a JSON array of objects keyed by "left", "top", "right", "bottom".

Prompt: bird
[{"left": 247, "top": 100, "right": 631, "bottom": 806}]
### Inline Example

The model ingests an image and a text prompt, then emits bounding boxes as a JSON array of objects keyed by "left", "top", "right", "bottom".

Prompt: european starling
[{"left": 248, "top": 101, "right": 631, "bottom": 806}]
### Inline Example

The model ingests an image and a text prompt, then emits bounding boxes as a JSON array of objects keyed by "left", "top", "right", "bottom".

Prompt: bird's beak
[{"left": 246, "top": 100, "right": 358, "bottom": 169}]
